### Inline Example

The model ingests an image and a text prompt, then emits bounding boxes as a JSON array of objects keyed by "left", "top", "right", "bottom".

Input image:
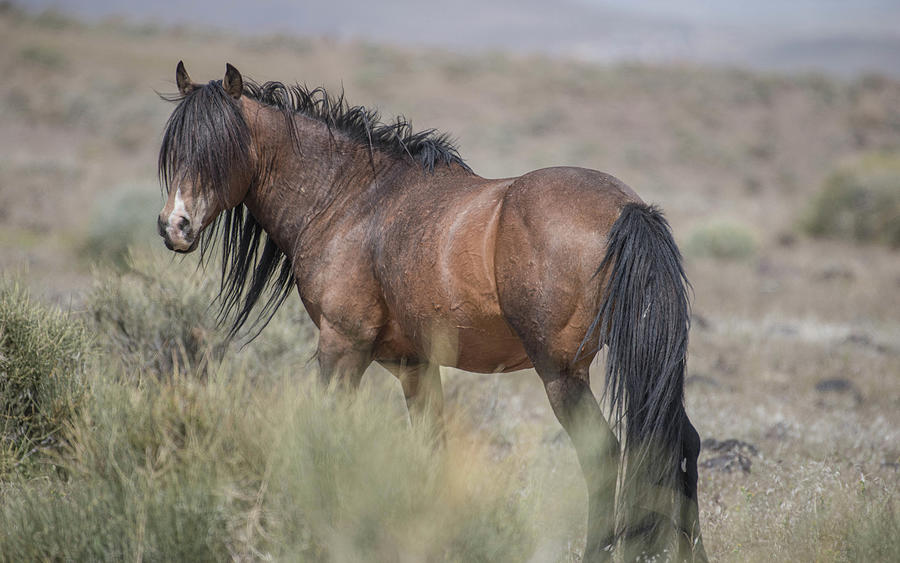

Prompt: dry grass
[{"left": 1, "top": 7, "right": 899, "bottom": 561}]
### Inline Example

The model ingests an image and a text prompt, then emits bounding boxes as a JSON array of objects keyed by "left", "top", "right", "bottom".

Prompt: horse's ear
[
  {"left": 223, "top": 63, "right": 243, "bottom": 99},
  {"left": 176, "top": 60, "right": 194, "bottom": 95}
]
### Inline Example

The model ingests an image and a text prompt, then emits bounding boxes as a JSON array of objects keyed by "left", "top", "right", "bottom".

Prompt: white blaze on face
[
  {"left": 165, "top": 188, "right": 194, "bottom": 250},
  {"left": 169, "top": 188, "right": 188, "bottom": 226}
]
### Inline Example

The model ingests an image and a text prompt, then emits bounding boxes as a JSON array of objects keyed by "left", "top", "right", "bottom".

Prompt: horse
[{"left": 157, "top": 61, "right": 707, "bottom": 562}]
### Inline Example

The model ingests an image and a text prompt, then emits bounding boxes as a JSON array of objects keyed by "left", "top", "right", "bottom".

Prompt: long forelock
[{"left": 158, "top": 81, "right": 252, "bottom": 205}]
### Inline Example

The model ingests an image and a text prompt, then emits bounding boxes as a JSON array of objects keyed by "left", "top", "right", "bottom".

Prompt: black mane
[
  {"left": 244, "top": 81, "right": 471, "bottom": 173},
  {"left": 159, "top": 77, "right": 469, "bottom": 339}
]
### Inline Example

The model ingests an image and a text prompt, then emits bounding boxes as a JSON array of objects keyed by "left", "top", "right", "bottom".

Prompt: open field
[{"left": 2, "top": 6, "right": 899, "bottom": 561}]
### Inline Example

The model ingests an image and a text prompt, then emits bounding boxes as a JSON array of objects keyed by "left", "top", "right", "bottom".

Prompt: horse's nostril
[
  {"left": 177, "top": 217, "right": 190, "bottom": 231},
  {"left": 157, "top": 216, "right": 166, "bottom": 236}
]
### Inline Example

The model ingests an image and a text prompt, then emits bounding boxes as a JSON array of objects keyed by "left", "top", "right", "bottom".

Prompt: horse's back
[{"left": 503, "top": 166, "right": 642, "bottom": 220}]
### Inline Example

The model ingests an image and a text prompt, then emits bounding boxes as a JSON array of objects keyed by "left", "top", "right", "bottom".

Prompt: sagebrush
[{"left": 0, "top": 278, "right": 90, "bottom": 476}]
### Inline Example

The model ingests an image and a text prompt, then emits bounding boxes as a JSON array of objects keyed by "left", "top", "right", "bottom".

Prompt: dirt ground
[{"left": 2, "top": 7, "right": 899, "bottom": 560}]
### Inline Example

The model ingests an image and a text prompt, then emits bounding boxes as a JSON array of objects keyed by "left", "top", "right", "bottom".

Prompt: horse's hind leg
[
  {"left": 678, "top": 412, "right": 708, "bottom": 562},
  {"left": 540, "top": 363, "right": 619, "bottom": 562}
]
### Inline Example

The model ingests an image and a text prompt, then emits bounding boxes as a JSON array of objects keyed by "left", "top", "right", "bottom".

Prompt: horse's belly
[
  {"left": 453, "top": 319, "right": 532, "bottom": 373},
  {"left": 373, "top": 310, "right": 531, "bottom": 373}
]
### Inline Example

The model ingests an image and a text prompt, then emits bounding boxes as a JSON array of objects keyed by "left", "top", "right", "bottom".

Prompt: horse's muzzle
[{"left": 158, "top": 214, "right": 198, "bottom": 253}]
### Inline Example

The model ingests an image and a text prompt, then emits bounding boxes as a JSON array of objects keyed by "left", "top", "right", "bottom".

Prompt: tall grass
[{"left": 0, "top": 369, "right": 538, "bottom": 561}]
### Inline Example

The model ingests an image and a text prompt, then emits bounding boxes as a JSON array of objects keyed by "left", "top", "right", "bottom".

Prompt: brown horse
[{"left": 157, "top": 62, "right": 707, "bottom": 562}]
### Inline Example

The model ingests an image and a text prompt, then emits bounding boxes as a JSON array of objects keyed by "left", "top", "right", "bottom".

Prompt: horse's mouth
[{"left": 164, "top": 237, "right": 199, "bottom": 254}]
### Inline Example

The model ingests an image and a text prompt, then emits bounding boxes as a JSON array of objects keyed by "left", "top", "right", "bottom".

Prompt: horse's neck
[{"left": 242, "top": 110, "right": 394, "bottom": 258}]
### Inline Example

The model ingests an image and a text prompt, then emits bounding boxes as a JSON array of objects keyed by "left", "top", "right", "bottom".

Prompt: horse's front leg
[
  {"left": 382, "top": 360, "right": 445, "bottom": 443},
  {"left": 316, "top": 317, "right": 374, "bottom": 389}
]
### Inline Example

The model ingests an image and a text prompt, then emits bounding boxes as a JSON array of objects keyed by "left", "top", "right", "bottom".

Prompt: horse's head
[{"left": 158, "top": 61, "right": 253, "bottom": 253}]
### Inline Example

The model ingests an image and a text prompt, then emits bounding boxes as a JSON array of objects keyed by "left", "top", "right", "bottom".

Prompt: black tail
[{"left": 583, "top": 202, "right": 692, "bottom": 555}]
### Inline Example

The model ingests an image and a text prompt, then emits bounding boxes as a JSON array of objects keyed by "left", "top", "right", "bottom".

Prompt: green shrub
[
  {"left": 19, "top": 45, "right": 67, "bottom": 69},
  {"left": 804, "top": 153, "right": 900, "bottom": 247},
  {"left": 685, "top": 219, "right": 757, "bottom": 260},
  {"left": 0, "top": 376, "right": 237, "bottom": 561},
  {"left": 82, "top": 183, "right": 162, "bottom": 267},
  {"left": 87, "top": 249, "right": 227, "bottom": 378},
  {"left": 0, "top": 279, "right": 90, "bottom": 475},
  {"left": 87, "top": 248, "right": 317, "bottom": 379},
  {"left": 30, "top": 9, "right": 75, "bottom": 30}
]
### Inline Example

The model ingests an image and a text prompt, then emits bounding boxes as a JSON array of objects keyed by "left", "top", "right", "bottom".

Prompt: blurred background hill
[
  {"left": 1, "top": 2, "right": 899, "bottom": 560},
  {"left": 19, "top": 0, "right": 900, "bottom": 76}
]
